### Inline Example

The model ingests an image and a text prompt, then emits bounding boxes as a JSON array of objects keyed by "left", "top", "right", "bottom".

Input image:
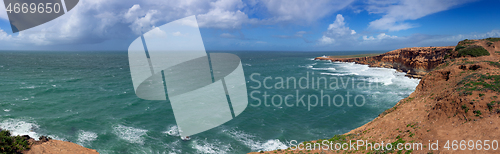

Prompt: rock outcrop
[
  {"left": 252, "top": 38, "right": 500, "bottom": 154},
  {"left": 315, "top": 46, "right": 455, "bottom": 78}
]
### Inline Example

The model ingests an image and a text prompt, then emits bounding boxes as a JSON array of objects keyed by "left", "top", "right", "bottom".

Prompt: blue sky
[{"left": 0, "top": 0, "right": 499, "bottom": 51}]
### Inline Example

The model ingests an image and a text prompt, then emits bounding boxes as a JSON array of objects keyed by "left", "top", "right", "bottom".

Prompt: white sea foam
[
  {"left": 311, "top": 67, "right": 336, "bottom": 71},
  {"left": 0, "top": 119, "right": 40, "bottom": 139},
  {"left": 224, "top": 129, "right": 287, "bottom": 151},
  {"left": 163, "top": 125, "right": 181, "bottom": 137},
  {"left": 320, "top": 72, "right": 357, "bottom": 76},
  {"left": 77, "top": 130, "right": 98, "bottom": 146},
  {"left": 192, "top": 139, "right": 231, "bottom": 154},
  {"left": 112, "top": 124, "right": 148, "bottom": 145},
  {"left": 20, "top": 86, "right": 36, "bottom": 89},
  {"left": 330, "top": 62, "right": 420, "bottom": 86}
]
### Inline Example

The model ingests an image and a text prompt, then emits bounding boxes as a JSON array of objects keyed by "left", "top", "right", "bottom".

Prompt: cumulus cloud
[
  {"left": 124, "top": 4, "right": 159, "bottom": 34},
  {"left": 363, "top": 33, "right": 397, "bottom": 41},
  {"left": 319, "top": 14, "right": 357, "bottom": 45},
  {"left": 260, "top": 0, "right": 355, "bottom": 24},
  {"left": 0, "top": 28, "right": 12, "bottom": 40},
  {"left": 196, "top": 0, "right": 258, "bottom": 29},
  {"left": 367, "top": 0, "right": 475, "bottom": 31}
]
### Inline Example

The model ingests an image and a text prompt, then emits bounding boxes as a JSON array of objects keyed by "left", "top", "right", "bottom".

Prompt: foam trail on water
[
  {"left": 224, "top": 129, "right": 287, "bottom": 152},
  {"left": 163, "top": 125, "right": 180, "bottom": 137},
  {"left": 192, "top": 139, "right": 231, "bottom": 154},
  {"left": 112, "top": 124, "right": 148, "bottom": 145},
  {"left": 77, "top": 130, "right": 98, "bottom": 146}
]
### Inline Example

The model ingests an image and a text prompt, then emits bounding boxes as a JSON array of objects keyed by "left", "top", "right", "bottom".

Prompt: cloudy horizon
[{"left": 0, "top": 0, "right": 499, "bottom": 51}]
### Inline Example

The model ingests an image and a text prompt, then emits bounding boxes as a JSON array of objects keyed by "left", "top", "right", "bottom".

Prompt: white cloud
[
  {"left": 363, "top": 33, "right": 397, "bottom": 41},
  {"left": 0, "top": 28, "right": 12, "bottom": 40},
  {"left": 220, "top": 33, "right": 236, "bottom": 38},
  {"left": 318, "top": 14, "right": 357, "bottom": 45},
  {"left": 124, "top": 4, "right": 159, "bottom": 35},
  {"left": 197, "top": 0, "right": 256, "bottom": 29},
  {"left": 143, "top": 27, "right": 167, "bottom": 39},
  {"left": 319, "top": 36, "right": 335, "bottom": 44},
  {"left": 367, "top": 0, "right": 475, "bottom": 31},
  {"left": 260, "top": 0, "right": 355, "bottom": 24}
]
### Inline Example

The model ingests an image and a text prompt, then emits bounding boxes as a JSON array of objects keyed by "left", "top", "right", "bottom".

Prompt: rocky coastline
[
  {"left": 314, "top": 46, "right": 455, "bottom": 78},
  {"left": 252, "top": 38, "right": 500, "bottom": 153}
]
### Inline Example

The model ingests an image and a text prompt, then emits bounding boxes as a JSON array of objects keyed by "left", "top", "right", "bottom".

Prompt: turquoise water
[{"left": 0, "top": 51, "right": 419, "bottom": 153}]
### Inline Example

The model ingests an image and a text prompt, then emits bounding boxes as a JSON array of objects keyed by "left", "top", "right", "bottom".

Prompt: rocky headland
[
  {"left": 252, "top": 38, "right": 500, "bottom": 154},
  {"left": 314, "top": 46, "right": 455, "bottom": 78}
]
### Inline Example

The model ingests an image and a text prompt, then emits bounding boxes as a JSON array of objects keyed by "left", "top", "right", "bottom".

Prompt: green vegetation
[
  {"left": 457, "top": 45, "right": 490, "bottom": 57},
  {"left": 462, "top": 104, "right": 469, "bottom": 113},
  {"left": 487, "top": 42, "right": 494, "bottom": 46},
  {"left": 455, "top": 45, "right": 466, "bottom": 51},
  {"left": 327, "top": 134, "right": 354, "bottom": 143},
  {"left": 484, "top": 37, "right": 500, "bottom": 42},
  {"left": 458, "top": 74, "right": 500, "bottom": 93},
  {"left": 488, "top": 102, "right": 495, "bottom": 111},
  {"left": 473, "top": 110, "right": 482, "bottom": 116},
  {"left": 487, "top": 61, "right": 500, "bottom": 68},
  {"left": 0, "top": 130, "right": 30, "bottom": 153},
  {"left": 444, "top": 54, "right": 450, "bottom": 59},
  {"left": 458, "top": 39, "right": 477, "bottom": 45}
]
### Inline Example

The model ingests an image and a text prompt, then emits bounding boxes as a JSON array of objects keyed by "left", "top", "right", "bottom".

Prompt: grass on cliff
[
  {"left": 457, "top": 73, "right": 500, "bottom": 95},
  {"left": 0, "top": 130, "right": 30, "bottom": 153},
  {"left": 457, "top": 45, "right": 490, "bottom": 57},
  {"left": 484, "top": 37, "right": 500, "bottom": 42}
]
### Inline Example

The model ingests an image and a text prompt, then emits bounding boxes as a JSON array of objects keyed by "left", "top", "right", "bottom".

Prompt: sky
[{"left": 0, "top": 0, "right": 499, "bottom": 51}]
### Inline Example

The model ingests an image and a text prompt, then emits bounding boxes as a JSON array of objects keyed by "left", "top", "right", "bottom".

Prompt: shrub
[
  {"left": 458, "top": 45, "right": 490, "bottom": 57},
  {"left": 0, "top": 130, "right": 31, "bottom": 153},
  {"left": 488, "top": 102, "right": 495, "bottom": 111},
  {"left": 487, "top": 42, "right": 494, "bottom": 46},
  {"left": 444, "top": 54, "right": 450, "bottom": 59},
  {"left": 462, "top": 104, "right": 469, "bottom": 113},
  {"left": 484, "top": 37, "right": 500, "bottom": 42},
  {"left": 455, "top": 45, "right": 466, "bottom": 51},
  {"left": 473, "top": 110, "right": 482, "bottom": 116}
]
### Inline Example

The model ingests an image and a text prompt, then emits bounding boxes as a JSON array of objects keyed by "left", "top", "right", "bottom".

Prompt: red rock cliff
[{"left": 315, "top": 46, "right": 455, "bottom": 78}]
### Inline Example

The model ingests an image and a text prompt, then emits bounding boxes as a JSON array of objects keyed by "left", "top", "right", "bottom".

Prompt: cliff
[
  {"left": 314, "top": 46, "right": 455, "bottom": 78},
  {"left": 252, "top": 38, "right": 500, "bottom": 153},
  {"left": 21, "top": 136, "right": 99, "bottom": 154}
]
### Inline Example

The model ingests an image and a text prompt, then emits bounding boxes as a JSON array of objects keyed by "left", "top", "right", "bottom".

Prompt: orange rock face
[
  {"left": 25, "top": 140, "right": 99, "bottom": 154},
  {"left": 315, "top": 46, "right": 455, "bottom": 78}
]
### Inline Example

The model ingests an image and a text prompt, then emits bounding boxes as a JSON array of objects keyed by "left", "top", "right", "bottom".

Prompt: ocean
[{"left": 0, "top": 51, "right": 419, "bottom": 154}]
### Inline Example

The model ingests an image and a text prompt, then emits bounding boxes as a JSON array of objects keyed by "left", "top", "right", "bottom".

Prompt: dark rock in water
[
  {"left": 21, "top": 135, "right": 32, "bottom": 140},
  {"left": 39, "top": 136, "right": 51, "bottom": 142}
]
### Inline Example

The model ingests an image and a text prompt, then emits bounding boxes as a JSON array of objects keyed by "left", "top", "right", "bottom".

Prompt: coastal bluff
[
  {"left": 314, "top": 46, "right": 455, "bottom": 78},
  {"left": 252, "top": 38, "right": 500, "bottom": 153},
  {"left": 26, "top": 140, "right": 99, "bottom": 154}
]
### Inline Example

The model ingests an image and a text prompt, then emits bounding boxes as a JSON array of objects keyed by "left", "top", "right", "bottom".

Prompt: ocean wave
[
  {"left": 0, "top": 119, "right": 40, "bottom": 139},
  {"left": 77, "top": 130, "right": 98, "bottom": 146},
  {"left": 311, "top": 67, "right": 336, "bottom": 71},
  {"left": 112, "top": 124, "right": 148, "bottom": 145},
  {"left": 223, "top": 129, "right": 287, "bottom": 152},
  {"left": 320, "top": 72, "right": 359, "bottom": 76},
  {"left": 192, "top": 139, "right": 231, "bottom": 154}
]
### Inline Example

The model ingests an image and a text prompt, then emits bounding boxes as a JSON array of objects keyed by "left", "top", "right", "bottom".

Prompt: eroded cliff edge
[
  {"left": 314, "top": 46, "right": 455, "bottom": 78},
  {"left": 252, "top": 38, "right": 500, "bottom": 154}
]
